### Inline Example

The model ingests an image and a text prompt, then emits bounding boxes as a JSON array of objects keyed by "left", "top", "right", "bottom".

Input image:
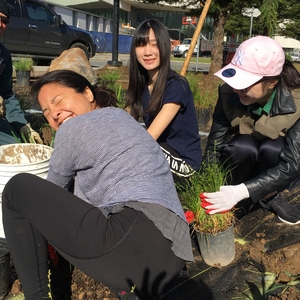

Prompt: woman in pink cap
[{"left": 202, "top": 35, "right": 300, "bottom": 225}]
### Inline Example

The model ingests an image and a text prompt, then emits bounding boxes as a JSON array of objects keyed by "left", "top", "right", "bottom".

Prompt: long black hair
[
  {"left": 125, "top": 18, "right": 186, "bottom": 120},
  {"left": 280, "top": 59, "right": 300, "bottom": 90},
  {"left": 31, "top": 70, "right": 118, "bottom": 108}
]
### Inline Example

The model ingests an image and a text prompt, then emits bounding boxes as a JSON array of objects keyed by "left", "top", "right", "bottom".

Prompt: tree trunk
[{"left": 209, "top": 11, "right": 228, "bottom": 75}]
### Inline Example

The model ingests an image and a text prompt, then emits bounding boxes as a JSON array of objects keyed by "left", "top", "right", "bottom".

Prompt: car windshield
[{"left": 182, "top": 39, "right": 191, "bottom": 45}]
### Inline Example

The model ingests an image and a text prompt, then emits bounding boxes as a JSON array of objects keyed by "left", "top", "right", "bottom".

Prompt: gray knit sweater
[{"left": 47, "top": 107, "right": 193, "bottom": 261}]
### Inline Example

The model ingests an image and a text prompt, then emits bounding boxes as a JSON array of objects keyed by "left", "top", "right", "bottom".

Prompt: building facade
[
  {"left": 44, "top": 0, "right": 214, "bottom": 41},
  {"left": 44, "top": 0, "right": 300, "bottom": 52}
]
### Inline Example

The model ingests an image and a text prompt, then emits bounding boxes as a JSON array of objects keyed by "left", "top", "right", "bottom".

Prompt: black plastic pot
[{"left": 196, "top": 225, "right": 235, "bottom": 267}]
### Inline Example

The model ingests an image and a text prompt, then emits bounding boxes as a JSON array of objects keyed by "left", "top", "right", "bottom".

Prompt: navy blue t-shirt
[{"left": 142, "top": 75, "right": 202, "bottom": 170}]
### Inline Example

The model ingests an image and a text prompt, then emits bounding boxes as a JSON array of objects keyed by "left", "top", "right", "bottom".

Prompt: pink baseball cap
[{"left": 214, "top": 36, "right": 285, "bottom": 90}]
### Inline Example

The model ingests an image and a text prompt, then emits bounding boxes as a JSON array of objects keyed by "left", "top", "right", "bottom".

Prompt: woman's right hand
[{"left": 200, "top": 183, "right": 250, "bottom": 214}]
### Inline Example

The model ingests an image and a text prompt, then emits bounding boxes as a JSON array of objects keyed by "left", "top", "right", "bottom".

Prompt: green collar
[{"left": 248, "top": 90, "right": 276, "bottom": 116}]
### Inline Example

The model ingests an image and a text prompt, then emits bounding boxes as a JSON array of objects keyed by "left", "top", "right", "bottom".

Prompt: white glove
[
  {"left": 20, "top": 123, "right": 43, "bottom": 144},
  {"left": 202, "top": 183, "right": 249, "bottom": 214}
]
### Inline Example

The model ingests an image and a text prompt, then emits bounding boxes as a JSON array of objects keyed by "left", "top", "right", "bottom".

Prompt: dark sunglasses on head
[{"left": 0, "top": 16, "right": 9, "bottom": 25}]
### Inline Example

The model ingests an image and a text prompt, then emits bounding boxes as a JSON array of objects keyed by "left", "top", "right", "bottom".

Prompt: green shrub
[
  {"left": 98, "top": 69, "right": 126, "bottom": 108},
  {"left": 13, "top": 57, "right": 34, "bottom": 71},
  {"left": 185, "top": 72, "right": 220, "bottom": 109},
  {"left": 98, "top": 69, "right": 122, "bottom": 91}
]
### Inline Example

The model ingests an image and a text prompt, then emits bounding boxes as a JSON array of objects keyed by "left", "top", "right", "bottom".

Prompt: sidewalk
[
  {"left": 90, "top": 52, "right": 130, "bottom": 61},
  {"left": 14, "top": 53, "right": 130, "bottom": 79}
]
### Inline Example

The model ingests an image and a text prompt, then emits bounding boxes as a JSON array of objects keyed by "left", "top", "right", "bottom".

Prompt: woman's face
[
  {"left": 233, "top": 80, "right": 278, "bottom": 106},
  {"left": 38, "top": 83, "right": 96, "bottom": 130},
  {"left": 135, "top": 28, "right": 160, "bottom": 76}
]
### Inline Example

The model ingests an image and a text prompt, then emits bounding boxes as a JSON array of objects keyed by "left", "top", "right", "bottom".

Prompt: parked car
[
  {"left": 1, "top": 0, "right": 97, "bottom": 60},
  {"left": 172, "top": 38, "right": 214, "bottom": 58},
  {"left": 172, "top": 38, "right": 197, "bottom": 58}
]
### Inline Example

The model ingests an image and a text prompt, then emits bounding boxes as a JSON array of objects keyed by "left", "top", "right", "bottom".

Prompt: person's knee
[
  {"left": 2, "top": 173, "right": 31, "bottom": 204},
  {"left": 222, "top": 134, "right": 259, "bottom": 164},
  {"left": 258, "top": 137, "right": 284, "bottom": 163}
]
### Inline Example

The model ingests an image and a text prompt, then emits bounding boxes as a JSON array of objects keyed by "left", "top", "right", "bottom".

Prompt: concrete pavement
[
  {"left": 20, "top": 52, "right": 210, "bottom": 79},
  {"left": 12, "top": 53, "right": 130, "bottom": 79}
]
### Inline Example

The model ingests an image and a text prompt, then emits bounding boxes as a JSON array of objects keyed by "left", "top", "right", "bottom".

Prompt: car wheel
[
  {"left": 182, "top": 51, "right": 188, "bottom": 58},
  {"left": 70, "top": 43, "right": 90, "bottom": 59}
]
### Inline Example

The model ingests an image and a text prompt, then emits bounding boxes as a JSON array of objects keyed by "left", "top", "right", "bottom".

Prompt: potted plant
[
  {"left": 13, "top": 57, "right": 34, "bottom": 87},
  {"left": 178, "top": 154, "right": 235, "bottom": 267}
]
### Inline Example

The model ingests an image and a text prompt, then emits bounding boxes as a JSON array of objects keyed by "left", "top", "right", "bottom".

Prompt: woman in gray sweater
[{"left": 2, "top": 70, "right": 193, "bottom": 300}]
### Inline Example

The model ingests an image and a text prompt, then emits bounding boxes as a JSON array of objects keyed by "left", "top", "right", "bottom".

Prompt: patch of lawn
[{"left": 171, "top": 56, "right": 211, "bottom": 64}]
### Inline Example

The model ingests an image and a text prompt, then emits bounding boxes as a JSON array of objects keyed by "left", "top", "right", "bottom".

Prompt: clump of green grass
[
  {"left": 13, "top": 57, "right": 34, "bottom": 71},
  {"left": 185, "top": 72, "right": 220, "bottom": 109},
  {"left": 177, "top": 151, "right": 234, "bottom": 234},
  {"left": 98, "top": 69, "right": 122, "bottom": 91},
  {"left": 98, "top": 69, "right": 126, "bottom": 108}
]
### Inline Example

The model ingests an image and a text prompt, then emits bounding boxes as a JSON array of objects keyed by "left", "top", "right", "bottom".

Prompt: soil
[
  {"left": 0, "top": 144, "right": 52, "bottom": 164},
  {"left": 6, "top": 65, "right": 300, "bottom": 300}
]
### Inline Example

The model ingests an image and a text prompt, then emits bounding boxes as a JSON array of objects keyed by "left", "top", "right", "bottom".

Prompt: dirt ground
[
  {"left": 6, "top": 66, "right": 300, "bottom": 300},
  {"left": 6, "top": 134, "right": 300, "bottom": 300}
]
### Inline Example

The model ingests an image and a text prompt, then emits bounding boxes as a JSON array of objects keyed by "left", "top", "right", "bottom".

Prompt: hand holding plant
[
  {"left": 200, "top": 193, "right": 222, "bottom": 214},
  {"left": 20, "top": 123, "right": 44, "bottom": 144},
  {"left": 201, "top": 183, "right": 249, "bottom": 214}
]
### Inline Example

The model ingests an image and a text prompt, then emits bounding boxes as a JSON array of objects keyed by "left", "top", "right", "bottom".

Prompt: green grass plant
[
  {"left": 13, "top": 57, "right": 34, "bottom": 71},
  {"left": 185, "top": 72, "right": 220, "bottom": 109},
  {"left": 115, "top": 85, "right": 126, "bottom": 109},
  {"left": 98, "top": 69, "right": 122, "bottom": 91},
  {"left": 11, "top": 130, "right": 34, "bottom": 144},
  {"left": 98, "top": 69, "right": 126, "bottom": 108},
  {"left": 178, "top": 152, "right": 234, "bottom": 234}
]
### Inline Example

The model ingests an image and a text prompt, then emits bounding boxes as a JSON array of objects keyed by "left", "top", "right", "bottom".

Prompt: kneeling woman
[{"left": 2, "top": 70, "right": 193, "bottom": 300}]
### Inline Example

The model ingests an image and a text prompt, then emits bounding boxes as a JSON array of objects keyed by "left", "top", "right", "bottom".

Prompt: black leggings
[
  {"left": 2, "top": 173, "right": 185, "bottom": 300},
  {"left": 220, "top": 135, "right": 285, "bottom": 184}
]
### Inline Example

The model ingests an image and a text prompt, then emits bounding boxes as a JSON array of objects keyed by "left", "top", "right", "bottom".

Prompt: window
[
  {"left": 25, "top": 2, "right": 55, "bottom": 24},
  {"left": 7, "top": 0, "right": 21, "bottom": 18}
]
